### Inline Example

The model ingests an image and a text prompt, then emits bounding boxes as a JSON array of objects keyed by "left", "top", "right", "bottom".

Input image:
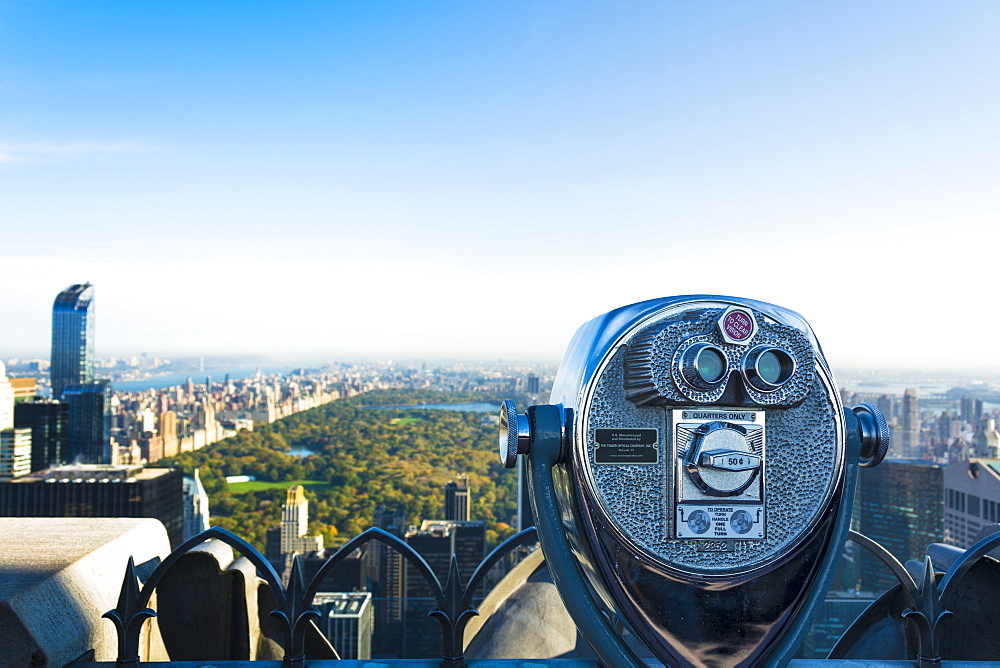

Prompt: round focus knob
[
  {"left": 853, "top": 403, "right": 889, "bottom": 467},
  {"left": 499, "top": 400, "right": 531, "bottom": 468}
]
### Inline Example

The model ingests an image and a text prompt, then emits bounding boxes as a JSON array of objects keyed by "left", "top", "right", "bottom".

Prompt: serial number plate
[{"left": 695, "top": 539, "right": 735, "bottom": 552}]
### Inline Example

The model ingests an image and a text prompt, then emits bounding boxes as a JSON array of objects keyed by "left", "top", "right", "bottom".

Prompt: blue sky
[{"left": 1, "top": 2, "right": 998, "bottom": 369}]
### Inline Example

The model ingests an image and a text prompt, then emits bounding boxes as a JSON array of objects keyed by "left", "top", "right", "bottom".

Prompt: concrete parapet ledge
[{"left": 0, "top": 517, "right": 171, "bottom": 666}]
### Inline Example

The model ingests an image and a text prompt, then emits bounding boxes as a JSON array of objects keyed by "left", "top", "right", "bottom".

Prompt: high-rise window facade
[
  {"left": 51, "top": 283, "right": 95, "bottom": 399},
  {"left": 63, "top": 380, "right": 111, "bottom": 464},
  {"left": 14, "top": 399, "right": 69, "bottom": 472},
  {"left": 901, "top": 388, "right": 921, "bottom": 457},
  {"left": 444, "top": 474, "right": 470, "bottom": 521},
  {"left": 855, "top": 459, "right": 944, "bottom": 592}
]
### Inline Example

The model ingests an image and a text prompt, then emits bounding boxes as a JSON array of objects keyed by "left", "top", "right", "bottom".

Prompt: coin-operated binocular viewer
[{"left": 499, "top": 296, "right": 888, "bottom": 667}]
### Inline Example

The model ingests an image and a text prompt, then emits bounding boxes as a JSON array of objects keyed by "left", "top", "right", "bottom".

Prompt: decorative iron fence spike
[
  {"left": 103, "top": 555, "right": 156, "bottom": 666},
  {"left": 103, "top": 524, "right": 540, "bottom": 665}
]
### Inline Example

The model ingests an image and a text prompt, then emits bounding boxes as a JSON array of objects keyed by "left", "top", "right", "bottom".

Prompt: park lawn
[
  {"left": 227, "top": 479, "right": 331, "bottom": 494},
  {"left": 390, "top": 416, "right": 422, "bottom": 425}
]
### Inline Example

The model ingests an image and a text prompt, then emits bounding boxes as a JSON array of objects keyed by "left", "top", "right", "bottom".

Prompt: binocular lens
[
  {"left": 681, "top": 343, "right": 729, "bottom": 390},
  {"left": 745, "top": 347, "right": 795, "bottom": 392},
  {"left": 757, "top": 351, "right": 785, "bottom": 384},
  {"left": 696, "top": 348, "right": 726, "bottom": 384}
]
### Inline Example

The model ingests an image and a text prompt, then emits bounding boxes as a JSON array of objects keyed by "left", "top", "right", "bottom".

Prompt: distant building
[
  {"left": 371, "top": 505, "right": 406, "bottom": 658},
  {"left": 9, "top": 377, "right": 37, "bottom": 400},
  {"left": 972, "top": 417, "right": 1000, "bottom": 459},
  {"left": 961, "top": 396, "right": 984, "bottom": 430},
  {"left": 51, "top": 284, "right": 113, "bottom": 464},
  {"left": 841, "top": 389, "right": 859, "bottom": 414},
  {"left": 1, "top": 367, "right": 33, "bottom": 480},
  {"left": 876, "top": 395, "right": 895, "bottom": 425},
  {"left": 14, "top": 399, "right": 68, "bottom": 473},
  {"left": 313, "top": 592, "right": 373, "bottom": 660},
  {"left": 281, "top": 485, "right": 323, "bottom": 555},
  {"left": 799, "top": 591, "right": 878, "bottom": 659},
  {"left": 265, "top": 524, "right": 283, "bottom": 571},
  {"left": 137, "top": 430, "right": 164, "bottom": 464},
  {"left": 936, "top": 411, "right": 961, "bottom": 452},
  {"left": 0, "top": 428, "right": 32, "bottom": 480},
  {"left": 51, "top": 283, "right": 95, "bottom": 400},
  {"left": 182, "top": 468, "right": 210, "bottom": 541},
  {"left": 159, "top": 411, "right": 179, "bottom": 458},
  {"left": 0, "top": 362, "right": 14, "bottom": 431},
  {"left": 403, "top": 520, "right": 485, "bottom": 658},
  {"left": 0, "top": 464, "right": 184, "bottom": 547},
  {"left": 901, "top": 389, "right": 920, "bottom": 457},
  {"left": 855, "top": 459, "right": 944, "bottom": 593},
  {"left": 527, "top": 374, "right": 540, "bottom": 395},
  {"left": 299, "top": 546, "right": 373, "bottom": 593},
  {"left": 944, "top": 459, "right": 1000, "bottom": 548},
  {"left": 63, "top": 380, "right": 112, "bottom": 464},
  {"left": 444, "top": 474, "right": 470, "bottom": 521}
]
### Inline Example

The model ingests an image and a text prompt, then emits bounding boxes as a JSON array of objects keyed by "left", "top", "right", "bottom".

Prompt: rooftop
[{"left": 10, "top": 464, "right": 174, "bottom": 483}]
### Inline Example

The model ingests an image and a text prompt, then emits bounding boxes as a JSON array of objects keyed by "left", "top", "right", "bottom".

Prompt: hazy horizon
[
  {"left": 8, "top": 346, "right": 1000, "bottom": 383},
  {"left": 3, "top": 3, "right": 999, "bottom": 371}
]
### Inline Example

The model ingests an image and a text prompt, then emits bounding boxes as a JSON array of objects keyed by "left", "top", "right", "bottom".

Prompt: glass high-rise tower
[{"left": 51, "top": 283, "right": 95, "bottom": 399}]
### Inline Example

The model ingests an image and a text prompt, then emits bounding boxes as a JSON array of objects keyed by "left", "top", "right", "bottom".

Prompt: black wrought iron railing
[
  {"left": 834, "top": 529, "right": 1000, "bottom": 667},
  {"left": 93, "top": 525, "right": 1000, "bottom": 666},
  {"left": 102, "top": 525, "right": 540, "bottom": 666}
]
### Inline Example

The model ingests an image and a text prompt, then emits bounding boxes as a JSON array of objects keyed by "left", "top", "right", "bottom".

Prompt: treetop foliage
[{"left": 157, "top": 389, "right": 516, "bottom": 550}]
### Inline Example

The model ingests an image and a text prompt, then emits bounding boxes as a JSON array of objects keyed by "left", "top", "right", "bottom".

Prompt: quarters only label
[{"left": 594, "top": 428, "right": 658, "bottom": 464}]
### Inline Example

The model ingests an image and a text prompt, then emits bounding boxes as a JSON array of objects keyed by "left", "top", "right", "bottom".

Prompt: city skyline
[{"left": 2, "top": 3, "right": 999, "bottom": 370}]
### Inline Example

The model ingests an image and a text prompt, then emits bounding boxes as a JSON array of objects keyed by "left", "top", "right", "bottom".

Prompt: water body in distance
[{"left": 113, "top": 367, "right": 292, "bottom": 392}]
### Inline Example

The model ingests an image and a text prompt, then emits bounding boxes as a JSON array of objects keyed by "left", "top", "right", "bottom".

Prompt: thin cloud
[{"left": 0, "top": 140, "right": 154, "bottom": 163}]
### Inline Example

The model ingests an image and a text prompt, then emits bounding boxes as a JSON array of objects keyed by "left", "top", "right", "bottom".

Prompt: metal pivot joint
[
  {"left": 498, "top": 400, "right": 531, "bottom": 468},
  {"left": 499, "top": 401, "right": 571, "bottom": 468},
  {"left": 852, "top": 403, "right": 889, "bottom": 467}
]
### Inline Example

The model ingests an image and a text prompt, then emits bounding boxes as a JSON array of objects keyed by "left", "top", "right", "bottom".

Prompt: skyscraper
[
  {"left": 63, "top": 379, "right": 112, "bottom": 464},
  {"left": 0, "top": 362, "right": 14, "bottom": 431},
  {"left": 972, "top": 417, "right": 1000, "bottom": 459},
  {"left": 14, "top": 398, "right": 68, "bottom": 472},
  {"left": 0, "top": 429, "right": 32, "bottom": 480},
  {"left": 313, "top": 592, "right": 374, "bottom": 660},
  {"left": 901, "top": 388, "right": 920, "bottom": 457},
  {"left": 961, "top": 396, "right": 984, "bottom": 430},
  {"left": 855, "top": 459, "right": 944, "bottom": 593},
  {"left": 0, "top": 363, "right": 31, "bottom": 479},
  {"left": 444, "top": 474, "right": 470, "bottom": 521},
  {"left": 182, "top": 468, "right": 211, "bottom": 541},
  {"left": 51, "top": 283, "right": 95, "bottom": 400},
  {"left": 280, "top": 484, "right": 323, "bottom": 555},
  {"left": 372, "top": 505, "right": 406, "bottom": 658},
  {"left": 944, "top": 459, "right": 1000, "bottom": 549},
  {"left": 875, "top": 394, "right": 895, "bottom": 424},
  {"left": 0, "top": 463, "right": 184, "bottom": 547},
  {"left": 403, "top": 520, "right": 486, "bottom": 657}
]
